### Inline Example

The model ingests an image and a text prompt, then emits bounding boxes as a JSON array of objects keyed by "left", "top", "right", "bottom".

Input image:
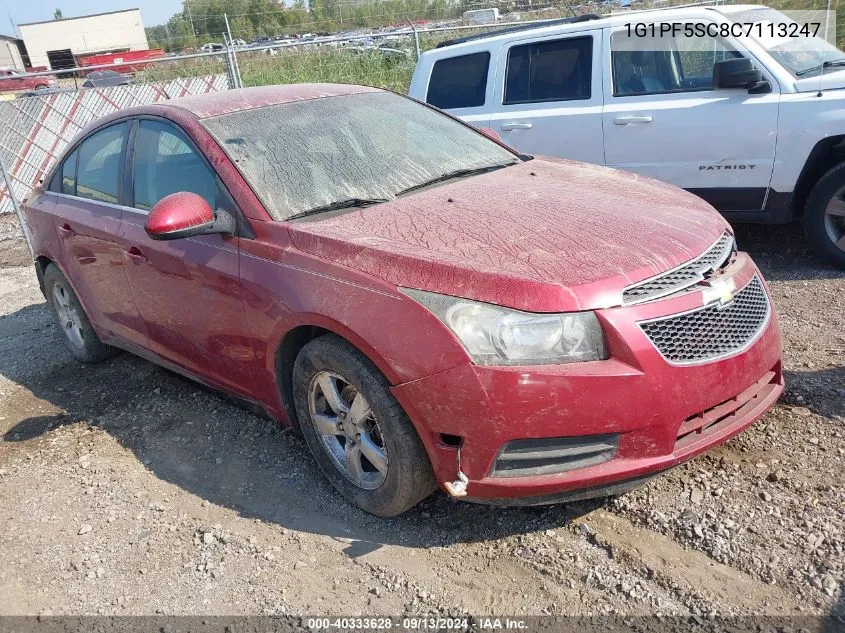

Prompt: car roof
[{"left": 163, "top": 83, "right": 383, "bottom": 118}]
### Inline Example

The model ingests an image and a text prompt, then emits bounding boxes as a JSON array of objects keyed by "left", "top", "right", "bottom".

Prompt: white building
[{"left": 18, "top": 8, "right": 149, "bottom": 70}]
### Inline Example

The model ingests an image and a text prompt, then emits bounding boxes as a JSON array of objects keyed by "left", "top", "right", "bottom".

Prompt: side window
[
  {"left": 426, "top": 52, "right": 490, "bottom": 109},
  {"left": 61, "top": 149, "right": 77, "bottom": 195},
  {"left": 505, "top": 36, "right": 592, "bottom": 104},
  {"left": 612, "top": 26, "right": 742, "bottom": 96},
  {"left": 75, "top": 123, "right": 128, "bottom": 204},
  {"left": 132, "top": 119, "right": 217, "bottom": 211}
]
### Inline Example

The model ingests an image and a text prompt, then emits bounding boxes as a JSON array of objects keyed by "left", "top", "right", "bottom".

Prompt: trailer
[{"left": 78, "top": 49, "right": 165, "bottom": 74}]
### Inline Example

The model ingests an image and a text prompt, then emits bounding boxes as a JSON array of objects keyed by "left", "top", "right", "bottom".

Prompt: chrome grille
[
  {"left": 623, "top": 232, "right": 735, "bottom": 305},
  {"left": 639, "top": 276, "right": 770, "bottom": 364}
]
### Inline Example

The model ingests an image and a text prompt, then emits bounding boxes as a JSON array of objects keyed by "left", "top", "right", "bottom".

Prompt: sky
[{"left": 0, "top": 0, "right": 182, "bottom": 37}]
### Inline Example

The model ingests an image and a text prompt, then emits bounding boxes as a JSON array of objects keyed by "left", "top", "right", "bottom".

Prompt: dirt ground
[{"left": 0, "top": 223, "right": 842, "bottom": 621}]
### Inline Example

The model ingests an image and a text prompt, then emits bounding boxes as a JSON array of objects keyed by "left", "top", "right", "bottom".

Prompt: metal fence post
[
  {"left": 0, "top": 155, "right": 34, "bottom": 258},
  {"left": 224, "top": 14, "right": 243, "bottom": 89},
  {"left": 405, "top": 16, "right": 421, "bottom": 61}
]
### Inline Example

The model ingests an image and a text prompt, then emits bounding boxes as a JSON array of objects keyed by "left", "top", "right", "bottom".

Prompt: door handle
[
  {"left": 125, "top": 247, "right": 147, "bottom": 265},
  {"left": 501, "top": 122, "right": 533, "bottom": 131},
  {"left": 614, "top": 116, "right": 654, "bottom": 125},
  {"left": 58, "top": 223, "right": 75, "bottom": 238}
]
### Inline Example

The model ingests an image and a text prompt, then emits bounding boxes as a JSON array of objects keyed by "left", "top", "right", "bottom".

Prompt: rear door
[
  {"left": 119, "top": 117, "right": 255, "bottom": 395},
  {"left": 488, "top": 30, "right": 604, "bottom": 164},
  {"left": 601, "top": 21, "right": 780, "bottom": 212},
  {"left": 49, "top": 121, "right": 148, "bottom": 348}
]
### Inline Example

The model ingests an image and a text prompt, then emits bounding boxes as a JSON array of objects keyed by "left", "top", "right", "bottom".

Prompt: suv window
[
  {"left": 612, "top": 26, "right": 742, "bottom": 96},
  {"left": 132, "top": 119, "right": 217, "bottom": 211},
  {"left": 505, "top": 36, "right": 592, "bottom": 104},
  {"left": 426, "top": 52, "right": 490, "bottom": 109},
  {"left": 75, "top": 123, "right": 128, "bottom": 204}
]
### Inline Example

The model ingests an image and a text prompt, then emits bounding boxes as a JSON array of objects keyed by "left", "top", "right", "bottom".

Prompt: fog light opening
[{"left": 439, "top": 433, "right": 463, "bottom": 448}]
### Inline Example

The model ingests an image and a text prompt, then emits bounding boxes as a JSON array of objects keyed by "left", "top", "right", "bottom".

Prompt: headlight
[{"left": 401, "top": 288, "right": 607, "bottom": 366}]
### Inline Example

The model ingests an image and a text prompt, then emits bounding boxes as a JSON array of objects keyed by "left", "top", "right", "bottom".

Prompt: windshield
[
  {"left": 728, "top": 8, "right": 844, "bottom": 77},
  {"left": 201, "top": 91, "right": 517, "bottom": 220}
]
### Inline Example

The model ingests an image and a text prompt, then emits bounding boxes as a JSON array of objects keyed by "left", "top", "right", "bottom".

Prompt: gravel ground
[{"left": 0, "top": 223, "right": 842, "bottom": 620}]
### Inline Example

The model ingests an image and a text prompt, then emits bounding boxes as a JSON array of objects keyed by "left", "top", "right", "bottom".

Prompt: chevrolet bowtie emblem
[{"left": 702, "top": 278, "right": 737, "bottom": 307}]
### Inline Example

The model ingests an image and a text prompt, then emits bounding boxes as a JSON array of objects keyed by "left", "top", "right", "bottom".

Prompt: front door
[
  {"left": 601, "top": 21, "right": 780, "bottom": 212},
  {"left": 49, "top": 121, "right": 148, "bottom": 348},
  {"left": 119, "top": 118, "right": 255, "bottom": 395},
  {"left": 488, "top": 30, "right": 605, "bottom": 165}
]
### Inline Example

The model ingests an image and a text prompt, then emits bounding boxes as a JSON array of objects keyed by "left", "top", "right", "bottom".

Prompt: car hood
[
  {"left": 286, "top": 158, "right": 730, "bottom": 312},
  {"left": 795, "top": 69, "right": 845, "bottom": 92}
]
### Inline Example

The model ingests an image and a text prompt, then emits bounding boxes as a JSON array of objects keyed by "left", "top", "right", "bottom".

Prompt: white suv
[{"left": 409, "top": 5, "right": 845, "bottom": 267}]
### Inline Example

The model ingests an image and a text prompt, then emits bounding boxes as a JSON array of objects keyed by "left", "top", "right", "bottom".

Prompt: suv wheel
[
  {"left": 43, "top": 264, "right": 116, "bottom": 363},
  {"left": 804, "top": 163, "right": 845, "bottom": 268},
  {"left": 292, "top": 335, "right": 436, "bottom": 517}
]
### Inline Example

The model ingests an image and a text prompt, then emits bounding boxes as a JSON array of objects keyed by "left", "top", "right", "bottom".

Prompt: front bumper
[{"left": 391, "top": 254, "right": 783, "bottom": 501}]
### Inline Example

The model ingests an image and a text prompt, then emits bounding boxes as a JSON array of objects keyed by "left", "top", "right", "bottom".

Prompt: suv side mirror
[
  {"left": 713, "top": 58, "right": 769, "bottom": 93},
  {"left": 145, "top": 192, "right": 234, "bottom": 240}
]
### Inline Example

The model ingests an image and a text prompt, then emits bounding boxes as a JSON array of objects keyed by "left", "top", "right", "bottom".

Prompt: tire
[
  {"left": 293, "top": 334, "right": 437, "bottom": 517},
  {"left": 43, "top": 264, "right": 116, "bottom": 363},
  {"left": 803, "top": 162, "right": 845, "bottom": 268}
]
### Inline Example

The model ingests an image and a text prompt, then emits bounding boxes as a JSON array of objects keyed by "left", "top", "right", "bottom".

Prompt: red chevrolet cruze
[{"left": 23, "top": 84, "right": 783, "bottom": 516}]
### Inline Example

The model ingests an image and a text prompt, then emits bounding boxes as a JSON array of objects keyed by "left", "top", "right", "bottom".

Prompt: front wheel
[
  {"left": 292, "top": 335, "right": 436, "bottom": 517},
  {"left": 804, "top": 163, "right": 845, "bottom": 268}
]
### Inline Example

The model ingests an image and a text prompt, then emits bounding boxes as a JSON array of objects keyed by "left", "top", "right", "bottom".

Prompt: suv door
[
  {"left": 48, "top": 121, "right": 149, "bottom": 348},
  {"left": 601, "top": 21, "right": 780, "bottom": 213},
  {"left": 119, "top": 117, "right": 255, "bottom": 395},
  {"left": 488, "top": 31, "right": 604, "bottom": 164}
]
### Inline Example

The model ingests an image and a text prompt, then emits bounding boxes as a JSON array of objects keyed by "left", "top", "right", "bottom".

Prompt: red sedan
[
  {"left": 0, "top": 67, "right": 55, "bottom": 92},
  {"left": 22, "top": 84, "right": 783, "bottom": 516}
]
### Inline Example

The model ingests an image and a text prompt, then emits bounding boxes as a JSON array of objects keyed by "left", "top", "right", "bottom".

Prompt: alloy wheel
[
  {"left": 824, "top": 187, "right": 845, "bottom": 253},
  {"left": 307, "top": 370, "right": 388, "bottom": 490},
  {"left": 52, "top": 282, "right": 85, "bottom": 350}
]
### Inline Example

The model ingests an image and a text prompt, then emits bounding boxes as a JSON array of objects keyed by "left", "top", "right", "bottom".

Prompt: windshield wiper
[
  {"left": 796, "top": 58, "right": 845, "bottom": 77},
  {"left": 395, "top": 162, "right": 518, "bottom": 197},
  {"left": 287, "top": 197, "right": 390, "bottom": 220}
]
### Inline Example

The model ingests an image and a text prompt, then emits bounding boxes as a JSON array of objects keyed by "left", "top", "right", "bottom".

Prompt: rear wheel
[
  {"left": 293, "top": 335, "right": 436, "bottom": 517},
  {"left": 804, "top": 163, "right": 845, "bottom": 268},
  {"left": 43, "top": 264, "right": 115, "bottom": 363}
]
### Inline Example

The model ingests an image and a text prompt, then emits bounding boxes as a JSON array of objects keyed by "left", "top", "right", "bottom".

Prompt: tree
[{"left": 54, "top": 8, "right": 63, "bottom": 20}]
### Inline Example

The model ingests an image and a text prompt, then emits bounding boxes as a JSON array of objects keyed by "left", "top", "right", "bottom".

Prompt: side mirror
[
  {"left": 479, "top": 127, "right": 503, "bottom": 143},
  {"left": 144, "top": 192, "right": 234, "bottom": 241},
  {"left": 713, "top": 58, "right": 768, "bottom": 92}
]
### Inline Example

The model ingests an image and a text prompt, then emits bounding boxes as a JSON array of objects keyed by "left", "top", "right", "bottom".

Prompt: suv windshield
[
  {"left": 201, "top": 91, "right": 517, "bottom": 220},
  {"left": 728, "top": 8, "right": 845, "bottom": 77}
]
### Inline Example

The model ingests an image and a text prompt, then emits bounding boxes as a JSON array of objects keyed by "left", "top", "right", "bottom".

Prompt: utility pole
[{"left": 184, "top": 0, "right": 196, "bottom": 36}]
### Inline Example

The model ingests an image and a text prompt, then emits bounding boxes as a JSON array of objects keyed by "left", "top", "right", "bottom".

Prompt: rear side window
[
  {"left": 132, "top": 120, "right": 217, "bottom": 211},
  {"left": 505, "top": 36, "right": 592, "bottom": 104},
  {"left": 61, "top": 150, "right": 77, "bottom": 195},
  {"left": 426, "top": 52, "right": 490, "bottom": 109},
  {"left": 76, "top": 123, "right": 128, "bottom": 204}
]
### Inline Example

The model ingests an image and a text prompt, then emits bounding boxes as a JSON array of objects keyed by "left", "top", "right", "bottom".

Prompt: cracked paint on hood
[{"left": 287, "top": 158, "right": 730, "bottom": 313}]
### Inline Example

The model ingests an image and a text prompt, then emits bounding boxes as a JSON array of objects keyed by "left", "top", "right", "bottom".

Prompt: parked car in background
[
  {"left": 0, "top": 67, "right": 55, "bottom": 92},
  {"left": 82, "top": 70, "right": 131, "bottom": 88},
  {"left": 463, "top": 8, "right": 500, "bottom": 25},
  {"left": 409, "top": 5, "right": 845, "bottom": 267},
  {"left": 23, "top": 84, "right": 782, "bottom": 516},
  {"left": 200, "top": 43, "right": 224, "bottom": 52}
]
